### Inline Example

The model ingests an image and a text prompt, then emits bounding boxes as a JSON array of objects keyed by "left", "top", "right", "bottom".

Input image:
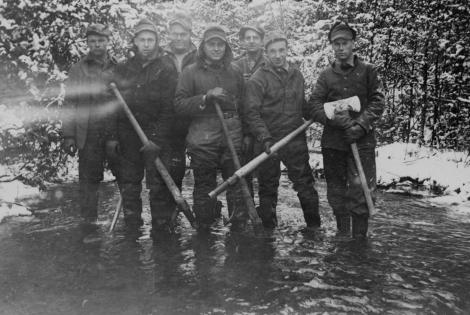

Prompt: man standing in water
[
  {"left": 233, "top": 23, "right": 267, "bottom": 197},
  {"left": 163, "top": 12, "right": 197, "bottom": 211},
  {"left": 244, "top": 31, "right": 321, "bottom": 231},
  {"left": 114, "top": 18, "right": 178, "bottom": 232},
  {"left": 175, "top": 25, "right": 248, "bottom": 230},
  {"left": 309, "top": 21, "right": 385, "bottom": 238},
  {"left": 63, "top": 23, "right": 118, "bottom": 230}
]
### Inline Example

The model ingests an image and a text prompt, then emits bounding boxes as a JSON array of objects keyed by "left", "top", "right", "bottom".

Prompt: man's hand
[
  {"left": 64, "top": 138, "right": 77, "bottom": 157},
  {"left": 262, "top": 138, "right": 274, "bottom": 155},
  {"left": 344, "top": 124, "right": 366, "bottom": 144},
  {"left": 140, "top": 141, "right": 161, "bottom": 166},
  {"left": 328, "top": 111, "right": 354, "bottom": 129},
  {"left": 205, "top": 87, "right": 231, "bottom": 106},
  {"left": 105, "top": 140, "right": 120, "bottom": 161}
]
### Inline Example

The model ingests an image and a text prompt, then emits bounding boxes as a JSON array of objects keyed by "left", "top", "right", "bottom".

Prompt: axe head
[{"left": 324, "top": 96, "right": 361, "bottom": 120}]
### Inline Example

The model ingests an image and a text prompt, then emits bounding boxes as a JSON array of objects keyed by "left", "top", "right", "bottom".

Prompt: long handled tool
[
  {"left": 109, "top": 195, "right": 122, "bottom": 232},
  {"left": 109, "top": 83, "right": 197, "bottom": 228},
  {"left": 350, "top": 143, "right": 376, "bottom": 216},
  {"left": 213, "top": 103, "right": 260, "bottom": 224},
  {"left": 209, "top": 119, "right": 314, "bottom": 198}
]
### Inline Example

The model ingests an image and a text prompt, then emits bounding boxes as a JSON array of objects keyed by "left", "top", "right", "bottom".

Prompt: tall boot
[
  {"left": 352, "top": 214, "right": 368, "bottom": 239},
  {"left": 256, "top": 203, "right": 277, "bottom": 229},
  {"left": 79, "top": 182, "right": 100, "bottom": 221},
  {"left": 120, "top": 183, "right": 143, "bottom": 227},
  {"left": 335, "top": 215, "right": 351, "bottom": 235}
]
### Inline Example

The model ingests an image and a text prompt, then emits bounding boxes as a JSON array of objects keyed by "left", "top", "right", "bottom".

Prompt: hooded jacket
[
  {"left": 114, "top": 48, "right": 177, "bottom": 147},
  {"left": 63, "top": 53, "right": 117, "bottom": 149},
  {"left": 174, "top": 41, "right": 245, "bottom": 153}
]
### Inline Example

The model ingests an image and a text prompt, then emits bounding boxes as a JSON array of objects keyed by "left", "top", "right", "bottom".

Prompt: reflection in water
[{"left": 0, "top": 178, "right": 469, "bottom": 314}]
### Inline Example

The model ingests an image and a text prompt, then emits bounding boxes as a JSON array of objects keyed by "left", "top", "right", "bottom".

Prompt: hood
[{"left": 196, "top": 41, "right": 234, "bottom": 69}]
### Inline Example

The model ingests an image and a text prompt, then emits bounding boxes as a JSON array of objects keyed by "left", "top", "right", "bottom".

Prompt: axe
[{"left": 324, "top": 96, "right": 377, "bottom": 216}]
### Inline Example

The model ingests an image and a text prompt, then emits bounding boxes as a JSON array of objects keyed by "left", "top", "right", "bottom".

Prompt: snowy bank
[{"left": 376, "top": 143, "right": 470, "bottom": 210}]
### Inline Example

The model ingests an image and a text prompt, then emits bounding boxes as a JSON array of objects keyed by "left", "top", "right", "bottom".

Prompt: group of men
[{"left": 63, "top": 13, "right": 384, "bottom": 239}]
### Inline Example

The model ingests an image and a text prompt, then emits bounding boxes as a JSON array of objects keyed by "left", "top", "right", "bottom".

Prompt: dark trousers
[
  {"left": 78, "top": 128, "right": 107, "bottom": 220},
  {"left": 117, "top": 126, "right": 174, "bottom": 222},
  {"left": 322, "top": 147, "right": 376, "bottom": 217},
  {"left": 257, "top": 135, "right": 320, "bottom": 226},
  {"left": 190, "top": 154, "right": 245, "bottom": 224}
]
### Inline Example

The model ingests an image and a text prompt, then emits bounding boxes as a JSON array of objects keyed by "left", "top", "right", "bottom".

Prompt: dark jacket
[
  {"left": 163, "top": 43, "right": 198, "bottom": 146},
  {"left": 63, "top": 53, "right": 117, "bottom": 149},
  {"left": 309, "top": 56, "right": 385, "bottom": 151},
  {"left": 174, "top": 42, "right": 245, "bottom": 152},
  {"left": 244, "top": 62, "right": 309, "bottom": 142},
  {"left": 114, "top": 48, "right": 177, "bottom": 147},
  {"left": 232, "top": 50, "right": 267, "bottom": 81}
]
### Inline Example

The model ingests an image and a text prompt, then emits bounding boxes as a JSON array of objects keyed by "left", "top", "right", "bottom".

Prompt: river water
[{"left": 1, "top": 174, "right": 469, "bottom": 314}]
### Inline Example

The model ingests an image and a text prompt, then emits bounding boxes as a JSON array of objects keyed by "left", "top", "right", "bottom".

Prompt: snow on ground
[{"left": 375, "top": 142, "right": 470, "bottom": 211}]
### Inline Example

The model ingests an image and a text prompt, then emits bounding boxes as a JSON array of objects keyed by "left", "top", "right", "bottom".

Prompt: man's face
[
  {"left": 332, "top": 38, "right": 354, "bottom": 63},
  {"left": 87, "top": 34, "right": 109, "bottom": 58},
  {"left": 266, "top": 40, "right": 287, "bottom": 68},
  {"left": 242, "top": 29, "right": 263, "bottom": 53},
  {"left": 169, "top": 24, "right": 191, "bottom": 53},
  {"left": 134, "top": 31, "right": 158, "bottom": 58},
  {"left": 203, "top": 38, "right": 226, "bottom": 62}
]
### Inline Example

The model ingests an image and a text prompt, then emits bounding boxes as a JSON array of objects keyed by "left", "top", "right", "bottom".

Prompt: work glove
[
  {"left": 140, "top": 140, "right": 161, "bottom": 167},
  {"left": 205, "top": 87, "right": 234, "bottom": 111},
  {"left": 242, "top": 135, "right": 254, "bottom": 156},
  {"left": 327, "top": 111, "right": 354, "bottom": 130},
  {"left": 64, "top": 137, "right": 77, "bottom": 157},
  {"left": 262, "top": 138, "right": 274, "bottom": 155},
  {"left": 343, "top": 123, "right": 366, "bottom": 144},
  {"left": 105, "top": 140, "right": 120, "bottom": 161}
]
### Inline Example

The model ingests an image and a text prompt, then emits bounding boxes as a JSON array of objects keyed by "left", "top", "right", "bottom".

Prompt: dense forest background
[{"left": 0, "top": 0, "right": 469, "bottom": 188}]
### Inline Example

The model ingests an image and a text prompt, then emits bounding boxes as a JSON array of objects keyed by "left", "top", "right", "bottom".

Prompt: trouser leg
[
  {"left": 221, "top": 158, "right": 247, "bottom": 222},
  {"left": 118, "top": 128, "right": 144, "bottom": 225},
  {"left": 281, "top": 137, "right": 320, "bottom": 227},
  {"left": 146, "top": 149, "right": 175, "bottom": 226},
  {"left": 322, "top": 148, "right": 350, "bottom": 233},
  {"left": 257, "top": 155, "right": 280, "bottom": 227},
  {"left": 78, "top": 130, "right": 106, "bottom": 221},
  {"left": 347, "top": 147, "right": 376, "bottom": 238},
  {"left": 191, "top": 158, "right": 219, "bottom": 225}
]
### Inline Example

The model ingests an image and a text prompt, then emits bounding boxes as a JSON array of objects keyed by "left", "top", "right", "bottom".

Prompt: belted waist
[{"left": 222, "top": 111, "right": 238, "bottom": 119}]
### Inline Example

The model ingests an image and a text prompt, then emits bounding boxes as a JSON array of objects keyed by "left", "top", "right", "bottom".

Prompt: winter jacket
[
  {"left": 174, "top": 42, "right": 246, "bottom": 154},
  {"left": 163, "top": 43, "right": 198, "bottom": 146},
  {"left": 309, "top": 56, "right": 385, "bottom": 151},
  {"left": 63, "top": 53, "right": 117, "bottom": 149},
  {"left": 232, "top": 50, "right": 267, "bottom": 81},
  {"left": 114, "top": 48, "right": 177, "bottom": 147},
  {"left": 244, "top": 62, "right": 309, "bottom": 142}
]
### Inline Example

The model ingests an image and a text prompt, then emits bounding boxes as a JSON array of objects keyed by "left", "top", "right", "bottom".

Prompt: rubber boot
[
  {"left": 196, "top": 200, "right": 222, "bottom": 231},
  {"left": 336, "top": 215, "right": 351, "bottom": 235},
  {"left": 256, "top": 204, "right": 277, "bottom": 229},
  {"left": 352, "top": 214, "right": 368, "bottom": 239}
]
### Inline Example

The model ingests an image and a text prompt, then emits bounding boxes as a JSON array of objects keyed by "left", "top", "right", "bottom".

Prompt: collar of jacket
[
  {"left": 163, "top": 42, "right": 197, "bottom": 57},
  {"left": 196, "top": 41, "right": 234, "bottom": 70},
  {"left": 80, "top": 52, "right": 116, "bottom": 76},
  {"left": 331, "top": 54, "right": 361, "bottom": 74},
  {"left": 260, "top": 61, "right": 296, "bottom": 81},
  {"left": 131, "top": 47, "right": 165, "bottom": 68}
]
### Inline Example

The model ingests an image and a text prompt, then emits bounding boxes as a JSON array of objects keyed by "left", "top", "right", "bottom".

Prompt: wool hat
[
  {"left": 328, "top": 21, "right": 356, "bottom": 42},
  {"left": 264, "top": 31, "right": 288, "bottom": 49},
  {"left": 239, "top": 23, "right": 265, "bottom": 40},
  {"left": 134, "top": 18, "right": 158, "bottom": 37},
  {"left": 203, "top": 24, "right": 228, "bottom": 43},
  {"left": 86, "top": 23, "right": 111, "bottom": 38},
  {"left": 169, "top": 12, "right": 192, "bottom": 31}
]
